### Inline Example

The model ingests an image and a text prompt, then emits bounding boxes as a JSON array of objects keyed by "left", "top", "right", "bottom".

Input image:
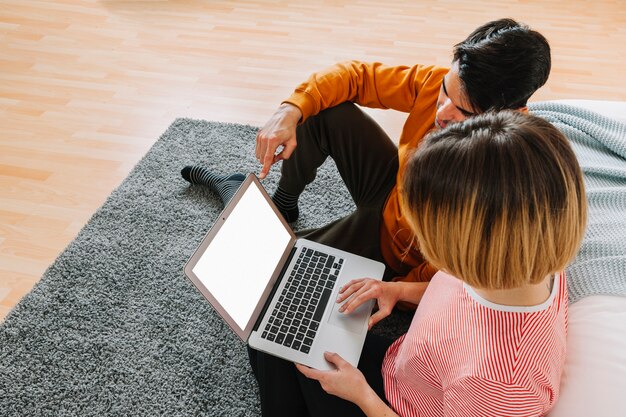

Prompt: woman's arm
[
  {"left": 337, "top": 279, "right": 428, "bottom": 328},
  {"left": 296, "top": 352, "right": 400, "bottom": 417}
]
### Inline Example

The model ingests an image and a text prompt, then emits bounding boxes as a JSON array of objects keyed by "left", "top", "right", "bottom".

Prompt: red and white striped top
[{"left": 382, "top": 271, "right": 568, "bottom": 417}]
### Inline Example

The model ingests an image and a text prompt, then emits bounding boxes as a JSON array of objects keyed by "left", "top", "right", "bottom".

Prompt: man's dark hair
[{"left": 453, "top": 18, "right": 551, "bottom": 112}]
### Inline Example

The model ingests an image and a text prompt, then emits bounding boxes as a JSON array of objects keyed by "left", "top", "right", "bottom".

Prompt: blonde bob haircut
[{"left": 401, "top": 111, "right": 587, "bottom": 290}]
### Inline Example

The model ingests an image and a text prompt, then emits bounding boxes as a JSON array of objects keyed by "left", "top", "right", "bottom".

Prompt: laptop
[{"left": 184, "top": 173, "right": 384, "bottom": 370}]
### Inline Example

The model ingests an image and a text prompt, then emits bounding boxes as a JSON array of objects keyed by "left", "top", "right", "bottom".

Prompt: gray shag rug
[{"left": 0, "top": 119, "right": 411, "bottom": 417}]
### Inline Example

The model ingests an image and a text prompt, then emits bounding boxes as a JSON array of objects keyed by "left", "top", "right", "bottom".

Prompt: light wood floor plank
[{"left": 1, "top": 0, "right": 625, "bottom": 320}]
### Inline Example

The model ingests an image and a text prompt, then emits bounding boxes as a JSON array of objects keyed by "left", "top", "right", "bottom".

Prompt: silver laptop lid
[{"left": 184, "top": 174, "right": 297, "bottom": 341}]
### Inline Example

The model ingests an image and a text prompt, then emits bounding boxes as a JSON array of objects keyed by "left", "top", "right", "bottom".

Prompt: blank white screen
[{"left": 192, "top": 182, "right": 292, "bottom": 331}]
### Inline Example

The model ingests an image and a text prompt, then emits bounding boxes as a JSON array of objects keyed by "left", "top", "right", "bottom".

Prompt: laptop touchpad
[{"left": 327, "top": 300, "right": 372, "bottom": 335}]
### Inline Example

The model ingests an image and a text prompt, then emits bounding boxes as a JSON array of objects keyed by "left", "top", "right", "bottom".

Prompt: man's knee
[{"left": 311, "top": 101, "right": 371, "bottom": 127}]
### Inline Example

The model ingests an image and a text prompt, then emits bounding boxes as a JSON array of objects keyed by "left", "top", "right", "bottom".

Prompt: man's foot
[
  {"left": 181, "top": 165, "right": 245, "bottom": 206},
  {"left": 272, "top": 186, "right": 300, "bottom": 223}
]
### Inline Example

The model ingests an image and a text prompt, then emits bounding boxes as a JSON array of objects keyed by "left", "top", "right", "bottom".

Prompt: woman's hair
[
  {"left": 401, "top": 111, "right": 587, "bottom": 289},
  {"left": 453, "top": 18, "right": 551, "bottom": 112}
]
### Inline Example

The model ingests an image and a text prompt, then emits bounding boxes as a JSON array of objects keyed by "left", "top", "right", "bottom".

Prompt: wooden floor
[{"left": 1, "top": 0, "right": 625, "bottom": 321}]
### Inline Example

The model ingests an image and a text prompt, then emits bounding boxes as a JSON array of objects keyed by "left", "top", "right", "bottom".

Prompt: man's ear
[{"left": 518, "top": 106, "right": 529, "bottom": 114}]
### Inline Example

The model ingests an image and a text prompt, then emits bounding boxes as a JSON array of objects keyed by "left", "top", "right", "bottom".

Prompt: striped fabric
[{"left": 382, "top": 271, "right": 568, "bottom": 417}]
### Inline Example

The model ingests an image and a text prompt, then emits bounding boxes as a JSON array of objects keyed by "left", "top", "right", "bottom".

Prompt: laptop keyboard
[{"left": 261, "top": 246, "right": 344, "bottom": 354}]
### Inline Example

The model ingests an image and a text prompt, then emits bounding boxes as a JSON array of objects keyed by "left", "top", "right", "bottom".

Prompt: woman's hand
[
  {"left": 336, "top": 279, "right": 402, "bottom": 329},
  {"left": 255, "top": 103, "right": 302, "bottom": 179},
  {"left": 296, "top": 352, "right": 374, "bottom": 404},
  {"left": 297, "top": 353, "right": 401, "bottom": 417}
]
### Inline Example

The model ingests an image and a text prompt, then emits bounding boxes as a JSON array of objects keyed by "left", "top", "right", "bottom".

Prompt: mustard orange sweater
[{"left": 284, "top": 61, "right": 448, "bottom": 283}]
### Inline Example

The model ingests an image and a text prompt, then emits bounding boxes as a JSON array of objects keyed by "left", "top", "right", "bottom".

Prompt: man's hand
[
  {"left": 255, "top": 103, "right": 302, "bottom": 179},
  {"left": 296, "top": 352, "right": 374, "bottom": 404},
  {"left": 336, "top": 279, "right": 402, "bottom": 329}
]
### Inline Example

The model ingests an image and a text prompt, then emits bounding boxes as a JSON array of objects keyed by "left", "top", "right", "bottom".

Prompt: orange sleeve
[{"left": 283, "top": 61, "right": 433, "bottom": 122}]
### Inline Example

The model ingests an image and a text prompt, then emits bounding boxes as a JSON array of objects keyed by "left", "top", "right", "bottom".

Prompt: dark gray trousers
[
  {"left": 248, "top": 333, "right": 394, "bottom": 417},
  {"left": 249, "top": 103, "right": 400, "bottom": 417},
  {"left": 281, "top": 102, "right": 400, "bottom": 280}
]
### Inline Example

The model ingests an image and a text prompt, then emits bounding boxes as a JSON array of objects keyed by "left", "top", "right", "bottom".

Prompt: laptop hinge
[{"left": 252, "top": 245, "right": 298, "bottom": 332}]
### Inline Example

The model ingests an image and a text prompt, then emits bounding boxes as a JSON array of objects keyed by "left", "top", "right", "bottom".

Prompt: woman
[{"left": 249, "top": 110, "right": 587, "bottom": 417}]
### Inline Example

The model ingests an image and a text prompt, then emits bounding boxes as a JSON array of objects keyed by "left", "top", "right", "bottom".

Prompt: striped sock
[
  {"left": 181, "top": 165, "right": 245, "bottom": 206},
  {"left": 272, "top": 186, "right": 300, "bottom": 223}
]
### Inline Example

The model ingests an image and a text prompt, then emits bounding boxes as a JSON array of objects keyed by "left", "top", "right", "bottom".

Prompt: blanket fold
[{"left": 529, "top": 102, "right": 626, "bottom": 303}]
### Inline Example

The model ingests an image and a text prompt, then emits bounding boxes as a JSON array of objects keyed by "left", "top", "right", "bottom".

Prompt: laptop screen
[{"left": 191, "top": 180, "right": 292, "bottom": 332}]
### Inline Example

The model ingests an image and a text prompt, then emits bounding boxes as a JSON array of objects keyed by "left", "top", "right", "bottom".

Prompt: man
[{"left": 182, "top": 18, "right": 551, "bottom": 305}]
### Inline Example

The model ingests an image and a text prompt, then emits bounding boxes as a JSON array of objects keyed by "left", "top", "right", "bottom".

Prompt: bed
[{"left": 538, "top": 100, "right": 626, "bottom": 417}]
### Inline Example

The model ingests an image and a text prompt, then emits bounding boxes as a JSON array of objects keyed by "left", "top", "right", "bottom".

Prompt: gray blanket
[{"left": 529, "top": 102, "right": 626, "bottom": 303}]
